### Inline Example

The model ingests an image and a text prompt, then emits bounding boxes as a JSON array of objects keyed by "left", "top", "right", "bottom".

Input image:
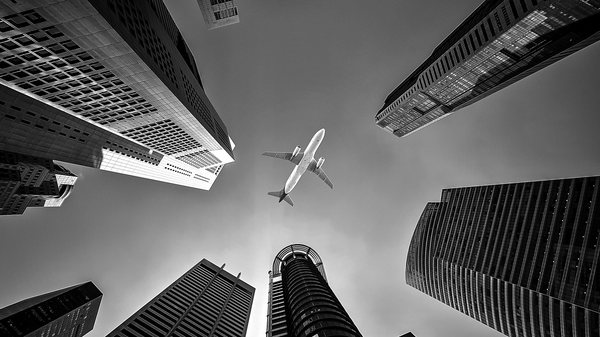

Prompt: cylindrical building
[{"left": 267, "top": 244, "right": 362, "bottom": 337}]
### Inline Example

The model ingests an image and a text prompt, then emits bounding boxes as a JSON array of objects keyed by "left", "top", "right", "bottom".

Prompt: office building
[
  {"left": 267, "top": 244, "right": 362, "bottom": 337},
  {"left": 399, "top": 333, "right": 415, "bottom": 337},
  {"left": 106, "top": 259, "right": 254, "bottom": 337},
  {"left": 0, "top": 281, "right": 102, "bottom": 337},
  {"left": 406, "top": 176, "right": 600, "bottom": 336},
  {"left": 197, "top": 0, "right": 239, "bottom": 30},
  {"left": 0, "top": 0, "right": 234, "bottom": 191},
  {"left": 0, "top": 150, "right": 77, "bottom": 215},
  {"left": 376, "top": 0, "right": 600, "bottom": 138}
]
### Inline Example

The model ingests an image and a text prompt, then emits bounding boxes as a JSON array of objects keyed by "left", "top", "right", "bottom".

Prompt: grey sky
[{"left": 2, "top": 1, "right": 600, "bottom": 336}]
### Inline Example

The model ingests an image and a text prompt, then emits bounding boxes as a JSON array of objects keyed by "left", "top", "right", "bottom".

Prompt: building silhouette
[
  {"left": 0, "top": 0, "right": 234, "bottom": 191},
  {"left": 106, "top": 259, "right": 254, "bottom": 337},
  {"left": 0, "top": 281, "right": 102, "bottom": 337},
  {"left": 406, "top": 176, "right": 600, "bottom": 336},
  {"left": 197, "top": 0, "right": 239, "bottom": 30},
  {"left": 266, "top": 244, "right": 362, "bottom": 337},
  {"left": 375, "top": 0, "right": 600, "bottom": 138},
  {"left": 0, "top": 150, "right": 77, "bottom": 215}
]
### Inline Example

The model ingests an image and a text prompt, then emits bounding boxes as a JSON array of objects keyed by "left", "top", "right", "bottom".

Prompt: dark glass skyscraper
[
  {"left": 0, "top": 281, "right": 102, "bottom": 337},
  {"left": 0, "top": 0, "right": 234, "bottom": 190},
  {"left": 0, "top": 150, "right": 77, "bottom": 215},
  {"left": 406, "top": 176, "right": 600, "bottom": 336},
  {"left": 266, "top": 244, "right": 362, "bottom": 337},
  {"left": 106, "top": 259, "right": 254, "bottom": 337},
  {"left": 375, "top": 0, "right": 600, "bottom": 138}
]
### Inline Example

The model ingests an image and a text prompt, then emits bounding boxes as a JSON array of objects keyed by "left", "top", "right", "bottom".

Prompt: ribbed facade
[
  {"left": 106, "top": 259, "right": 254, "bottom": 337},
  {"left": 0, "top": 281, "right": 102, "bottom": 337},
  {"left": 406, "top": 176, "right": 600, "bottom": 336},
  {"left": 267, "top": 244, "right": 362, "bottom": 337},
  {"left": 376, "top": 0, "right": 600, "bottom": 138},
  {"left": 0, "top": 149, "right": 77, "bottom": 215},
  {"left": 0, "top": 0, "right": 234, "bottom": 190}
]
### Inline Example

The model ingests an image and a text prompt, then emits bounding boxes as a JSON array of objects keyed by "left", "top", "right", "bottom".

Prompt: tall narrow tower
[
  {"left": 267, "top": 244, "right": 362, "bottom": 337},
  {"left": 106, "top": 259, "right": 254, "bottom": 337},
  {"left": 406, "top": 176, "right": 600, "bottom": 336}
]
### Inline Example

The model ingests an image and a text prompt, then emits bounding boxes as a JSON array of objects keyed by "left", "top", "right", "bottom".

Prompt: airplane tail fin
[{"left": 267, "top": 189, "right": 294, "bottom": 206}]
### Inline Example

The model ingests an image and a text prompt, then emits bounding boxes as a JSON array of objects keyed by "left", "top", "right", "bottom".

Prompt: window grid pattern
[
  {"left": 376, "top": 0, "right": 600, "bottom": 138},
  {"left": 107, "top": 259, "right": 254, "bottom": 337},
  {"left": 406, "top": 176, "right": 600, "bottom": 336},
  {"left": 121, "top": 120, "right": 202, "bottom": 155},
  {"left": 0, "top": 0, "right": 234, "bottom": 190},
  {"left": 198, "top": 0, "right": 240, "bottom": 30},
  {"left": 176, "top": 150, "right": 221, "bottom": 169}
]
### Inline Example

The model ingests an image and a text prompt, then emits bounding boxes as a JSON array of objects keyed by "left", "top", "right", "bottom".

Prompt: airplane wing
[
  {"left": 262, "top": 152, "right": 303, "bottom": 165},
  {"left": 307, "top": 159, "right": 333, "bottom": 189}
]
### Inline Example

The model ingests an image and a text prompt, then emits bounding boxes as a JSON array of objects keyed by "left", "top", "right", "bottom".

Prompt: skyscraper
[
  {"left": 0, "top": 0, "right": 234, "bottom": 191},
  {"left": 266, "top": 244, "right": 362, "bottom": 337},
  {"left": 375, "top": 0, "right": 600, "bottom": 138},
  {"left": 406, "top": 176, "right": 600, "bottom": 336},
  {"left": 0, "top": 150, "right": 77, "bottom": 215},
  {"left": 0, "top": 281, "right": 102, "bottom": 337},
  {"left": 197, "top": 0, "right": 240, "bottom": 30},
  {"left": 106, "top": 259, "right": 254, "bottom": 337}
]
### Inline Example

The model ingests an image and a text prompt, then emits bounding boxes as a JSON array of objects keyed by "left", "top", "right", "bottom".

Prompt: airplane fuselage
[{"left": 284, "top": 129, "right": 324, "bottom": 194}]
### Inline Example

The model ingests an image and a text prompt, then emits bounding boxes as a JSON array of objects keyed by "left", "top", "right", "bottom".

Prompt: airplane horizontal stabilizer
[
  {"left": 267, "top": 189, "right": 294, "bottom": 206},
  {"left": 283, "top": 194, "right": 294, "bottom": 206}
]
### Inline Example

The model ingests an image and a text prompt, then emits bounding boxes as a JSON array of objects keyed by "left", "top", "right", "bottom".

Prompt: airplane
[{"left": 263, "top": 128, "right": 333, "bottom": 206}]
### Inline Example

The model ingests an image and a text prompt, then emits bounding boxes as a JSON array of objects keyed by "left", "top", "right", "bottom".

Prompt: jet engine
[
  {"left": 316, "top": 157, "right": 325, "bottom": 169},
  {"left": 292, "top": 146, "right": 301, "bottom": 158}
]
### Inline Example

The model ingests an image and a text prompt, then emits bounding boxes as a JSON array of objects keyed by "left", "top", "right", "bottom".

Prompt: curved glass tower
[
  {"left": 266, "top": 244, "right": 362, "bottom": 337},
  {"left": 406, "top": 176, "right": 600, "bottom": 337}
]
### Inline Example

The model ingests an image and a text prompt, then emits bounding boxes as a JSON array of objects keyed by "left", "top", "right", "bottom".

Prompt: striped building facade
[
  {"left": 406, "top": 176, "right": 600, "bottom": 336},
  {"left": 376, "top": 0, "right": 600, "bottom": 138},
  {"left": 266, "top": 244, "right": 362, "bottom": 337},
  {"left": 0, "top": 0, "right": 234, "bottom": 191},
  {"left": 106, "top": 259, "right": 254, "bottom": 337}
]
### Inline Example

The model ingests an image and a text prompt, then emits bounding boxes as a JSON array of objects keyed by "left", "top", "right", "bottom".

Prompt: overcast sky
[{"left": 2, "top": 1, "right": 600, "bottom": 336}]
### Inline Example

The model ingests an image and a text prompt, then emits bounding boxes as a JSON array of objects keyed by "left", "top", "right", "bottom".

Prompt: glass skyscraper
[
  {"left": 0, "top": 150, "right": 77, "bottom": 215},
  {"left": 0, "top": 0, "right": 234, "bottom": 190},
  {"left": 406, "top": 176, "right": 600, "bottom": 336},
  {"left": 0, "top": 281, "right": 103, "bottom": 337},
  {"left": 106, "top": 259, "right": 254, "bottom": 337},
  {"left": 266, "top": 244, "right": 362, "bottom": 337},
  {"left": 375, "top": 0, "right": 600, "bottom": 138}
]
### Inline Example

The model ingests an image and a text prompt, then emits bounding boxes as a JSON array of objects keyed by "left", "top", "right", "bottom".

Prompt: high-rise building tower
[
  {"left": 0, "top": 0, "right": 234, "bottom": 191},
  {"left": 0, "top": 281, "right": 102, "bottom": 337},
  {"left": 0, "top": 150, "right": 77, "bottom": 215},
  {"left": 406, "top": 176, "right": 600, "bottom": 336},
  {"left": 375, "top": 0, "right": 600, "bottom": 138},
  {"left": 106, "top": 259, "right": 254, "bottom": 337},
  {"left": 197, "top": 0, "right": 240, "bottom": 30},
  {"left": 266, "top": 244, "right": 362, "bottom": 337}
]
